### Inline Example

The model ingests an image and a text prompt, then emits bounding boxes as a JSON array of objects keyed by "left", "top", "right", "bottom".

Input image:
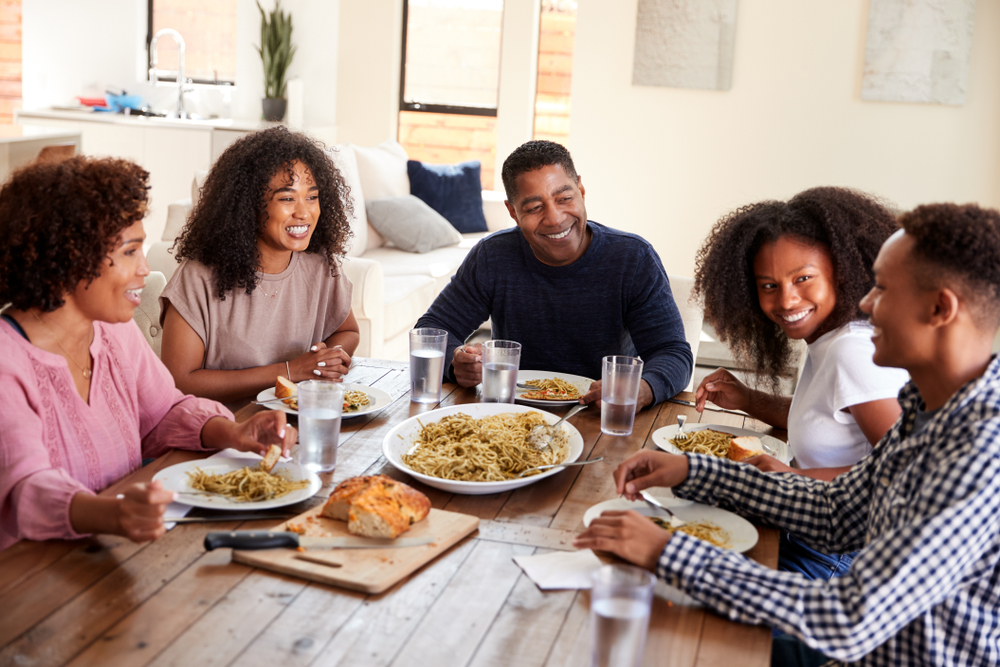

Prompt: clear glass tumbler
[
  {"left": 601, "top": 356, "right": 644, "bottom": 436},
  {"left": 297, "top": 380, "right": 344, "bottom": 473},
  {"left": 481, "top": 339, "right": 521, "bottom": 403},
  {"left": 409, "top": 328, "right": 449, "bottom": 404},
  {"left": 589, "top": 564, "right": 655, "bottom": 667}
]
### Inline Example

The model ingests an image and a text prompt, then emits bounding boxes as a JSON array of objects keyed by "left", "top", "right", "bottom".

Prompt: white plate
[
  {"left": 153, "top": 458, "right": 321, "bottom": 510},
  {"left": 255, "top": 383, "right": 393, "bottom": 419},
  {"left": 382, "top": 403, "right": 585, "bottom": 495},
  {"left": 514, "top": 370, "right": 595, "bottom": 406},
  {"left": 652, "top": 424, "right": 791, "bottom": 464},
  {"left": 583, "top": 497, "right": 759, "bottom": 553}
]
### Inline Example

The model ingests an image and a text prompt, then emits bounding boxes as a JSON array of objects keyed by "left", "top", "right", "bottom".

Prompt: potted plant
[{"left": 257, "top": 0, "right": 296, "bottom": 122}]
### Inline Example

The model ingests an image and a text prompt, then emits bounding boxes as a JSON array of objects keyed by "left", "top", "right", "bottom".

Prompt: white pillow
[
  {"left": 328, "top": 145, "right": 368, "bottom": 257},
  {"left": 351, "top": 141, "right": 410, "bottom": 200},
  {"left": 366, "top": 195, "right": 462, "bottom": 253}
]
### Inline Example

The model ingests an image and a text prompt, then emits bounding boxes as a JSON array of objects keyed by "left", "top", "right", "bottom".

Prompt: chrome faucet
[{"left": 149, "top": 28, "right": 190, "bottom": 119}]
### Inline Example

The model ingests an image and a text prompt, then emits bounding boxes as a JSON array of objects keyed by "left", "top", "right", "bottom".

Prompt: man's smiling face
[{"left": 505, "top": 164, "right": 591, "bottom": 267}]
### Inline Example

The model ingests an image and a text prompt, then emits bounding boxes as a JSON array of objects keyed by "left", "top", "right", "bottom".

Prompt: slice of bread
[
  {"left": 259, "top": 444, "right": 282, "bottom": 473},
  {"left": 728, "top": 436, "right": 765, "bottom": 462},
  {"left": 275, "top": 376, "right": 297, "bottom": 399}
]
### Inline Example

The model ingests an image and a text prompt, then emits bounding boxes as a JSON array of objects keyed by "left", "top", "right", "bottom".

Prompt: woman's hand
[
  {"left": 614, "top": 450, "right": 689, "bottom": 500},
  {"left": 741, "top": 453, "right": 795, "bottom": 474},
  {"left": 117, "top": 480, "right": 176, "bottom": 543},
  {"left": 573, "top": 510, "right": 672, "bottom": 571},
  {"left": 694, "top": 367, "right": 751, "bottom": 413},
  {"left": 453, "top": 343, "right": 482, "bottom": 388},
  {"left": 289, "top": 342, "right": 351, "bottom": 382},
  {"left": 202, "top": 412, "right": 297, "bottom": 457}
]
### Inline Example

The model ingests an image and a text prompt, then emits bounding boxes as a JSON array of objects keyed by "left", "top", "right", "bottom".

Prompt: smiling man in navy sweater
[{"left": 414, "top": 140, "right": 692, "bottom": 408}]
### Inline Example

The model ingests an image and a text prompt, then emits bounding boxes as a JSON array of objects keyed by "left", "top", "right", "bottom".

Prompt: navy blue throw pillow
[{"left": 407, "top": 159, "right": 488, "bottom": 233}]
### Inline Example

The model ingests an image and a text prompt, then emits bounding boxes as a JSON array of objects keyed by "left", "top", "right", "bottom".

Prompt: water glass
[
  {"left": 481, "top": 339, "right": 522, "bottom": 403},
  {"left": 601, "top": 356, "right": 644, "bottom": 436},
  {"left": 590, "top": 564, "right": 655, "bottom": 667},
  {"left": 410, "top": 328, "right": 448, "bottom": 404},
  {"left": 297, "top": 380, "right": 344, "bottom": 474}
]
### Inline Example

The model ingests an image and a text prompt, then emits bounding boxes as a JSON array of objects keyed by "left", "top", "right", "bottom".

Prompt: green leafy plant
[{"left": 256, "top": 0, "right": 296, "bottom": 99}]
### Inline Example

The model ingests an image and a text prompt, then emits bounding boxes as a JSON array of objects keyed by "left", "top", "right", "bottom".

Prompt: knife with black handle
[{"left": 204, "top": 530, "right": 433, "bottom": 551}]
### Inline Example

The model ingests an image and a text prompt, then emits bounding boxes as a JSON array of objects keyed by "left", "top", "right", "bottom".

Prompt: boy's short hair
[
  {"left": 501, "top": 140, "right": 578, "bottom": 201},
  {"left": 899, "top": 203, "right": 1000, "bottom": 329}
]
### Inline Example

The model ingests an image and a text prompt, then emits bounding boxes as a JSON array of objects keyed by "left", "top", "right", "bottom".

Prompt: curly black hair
[
  {"left": 0, "top": 156, "right": 149, "bottom": 312},
  {"left": 501, "top": 139, "right": 578, "bottom": 202},
  {"left": 693, "top": 186, "right": 898, "bottom": 389},
  {"left": 172, "top": 126, "right": 354, "bottom": 299},
  {"left": 899, "top": 203, "right": 1000, "bottom": 329}
]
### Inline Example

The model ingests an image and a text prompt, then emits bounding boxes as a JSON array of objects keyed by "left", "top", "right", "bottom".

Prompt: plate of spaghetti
[
  {"left": 652, "top": 424, "right": 791, "bottom": 464},
  {"left": 153, "top": 457, "right": 321, "bottom": 510},
  {"left": 255, "top": 383, "right": 393, "bottom": 419},
  {"left": 515, "top": 371, "right": 594, "bottom": 406},
  {"left": 583, "top": 496, "right": 759, "bottom": 553},
  {"left": 382, "top": 403, "right": 586, "bottom": 495}
]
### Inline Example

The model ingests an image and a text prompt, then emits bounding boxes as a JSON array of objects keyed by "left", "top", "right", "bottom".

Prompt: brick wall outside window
[{"left": 0, "top": 0, "right": 21, "bottom": 125}]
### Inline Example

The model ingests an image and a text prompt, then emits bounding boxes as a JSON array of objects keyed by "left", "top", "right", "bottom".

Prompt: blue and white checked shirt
[{"left": 659, "top": 355, "right": 1000, "bottom": 666}]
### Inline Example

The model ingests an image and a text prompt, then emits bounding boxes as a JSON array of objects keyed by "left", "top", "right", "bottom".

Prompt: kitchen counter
[
  {"left": 0, "top": 124, "right": 81, "bottom": 183},
  {"left": 17, "top": 108, "right": 265, "bottom": 132}
]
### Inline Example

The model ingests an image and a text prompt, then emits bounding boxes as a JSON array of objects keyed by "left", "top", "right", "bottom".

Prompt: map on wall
[
  {"left": 632, "top": 0, "right": 738, "bottom": 91},
  {"left": 862, "top": 0, "right": 976, "bottom": 105}
]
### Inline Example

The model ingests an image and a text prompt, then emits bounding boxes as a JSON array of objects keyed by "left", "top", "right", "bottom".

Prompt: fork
[
  {"left": 639, "top": 490, "right": 687, "bottom": 529},
  {"left": 676, "top": 414, "right": 687, "bottom": 435}
]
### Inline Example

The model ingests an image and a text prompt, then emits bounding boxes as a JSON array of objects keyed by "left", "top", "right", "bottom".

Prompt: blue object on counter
[{"left": 105, "top": 94, "right": 143, "bottom": 112}]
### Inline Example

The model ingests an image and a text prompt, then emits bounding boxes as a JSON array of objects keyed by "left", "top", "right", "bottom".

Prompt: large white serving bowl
[{"left": 382, "top": 403, "right": 585, "bottom": 495}]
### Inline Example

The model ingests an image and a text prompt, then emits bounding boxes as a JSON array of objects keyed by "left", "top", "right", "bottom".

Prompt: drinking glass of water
[
  {"left": 589, "top": 564, "right": 655, "bottom": 667},
  {"left": 409, "top": 328, "right": 448, "bottom": 404},
  {"left": 297, "top": 380, "right": 344, "bottom": 474},
  {"left": 601, "top": 356, "right": 644, "bottom": 436},
  {"left": 481, "top": 340, "right": 521, "bottom": 403}
]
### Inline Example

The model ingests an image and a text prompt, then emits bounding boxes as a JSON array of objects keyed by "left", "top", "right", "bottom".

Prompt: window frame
[
  {"left": 398, "top": 0, "right": 500, "bottom": 118},
  {"left": 146, "top": 0, "right": 236, "bottom": 86}
]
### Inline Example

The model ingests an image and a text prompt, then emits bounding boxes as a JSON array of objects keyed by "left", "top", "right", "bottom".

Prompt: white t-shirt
[{"left": 787, "top": 321, "right": 909, "bottom": 469}]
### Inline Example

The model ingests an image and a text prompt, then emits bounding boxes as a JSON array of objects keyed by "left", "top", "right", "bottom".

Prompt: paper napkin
[{"left": 514, "top": 549, "right": 604, "bottom": 590}]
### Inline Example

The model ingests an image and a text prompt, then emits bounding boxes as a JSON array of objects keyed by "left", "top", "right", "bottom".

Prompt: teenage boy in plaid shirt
[{"left": 576, "top": 203, "right": 1000, "bottom": 666}]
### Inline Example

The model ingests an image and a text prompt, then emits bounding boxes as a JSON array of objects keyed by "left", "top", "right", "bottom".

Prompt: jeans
[
  {"left": 771, "top": 635, "right": 835, "bottom": 667},
  {"left": 778, "top": 532, "right": 855, "bottom": 580}
]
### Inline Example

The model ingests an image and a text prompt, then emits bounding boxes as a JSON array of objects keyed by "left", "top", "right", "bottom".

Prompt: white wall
[
  {"left": 22, "top": 0, "right": 338, "bottom": 133},
  {"left": 570, "top": 0, "right": 1000, "bottom": 278}
]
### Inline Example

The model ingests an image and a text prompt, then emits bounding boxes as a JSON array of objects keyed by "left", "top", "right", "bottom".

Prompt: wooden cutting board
[{"left": 231, "top": 505, "right": 480, "bottom": 593}]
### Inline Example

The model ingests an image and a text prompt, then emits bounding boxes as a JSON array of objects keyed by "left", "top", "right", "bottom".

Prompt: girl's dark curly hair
[
  {"left": 172, "top": 126, "right": 354, "bottom": 299},
  {"left": 693, "top": 186, "right": 897, "bottom": 390},
  {"left": 0, "top": 156, "right": 149, "bottom": 312}
]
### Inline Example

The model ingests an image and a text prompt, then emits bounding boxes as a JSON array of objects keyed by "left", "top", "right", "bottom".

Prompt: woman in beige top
[{"left": 160, "top": 127, "right": 360, "bottom": 403}]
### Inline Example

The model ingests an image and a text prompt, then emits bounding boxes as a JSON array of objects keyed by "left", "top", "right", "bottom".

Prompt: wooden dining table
[{"left": 0, "top": 359, "right": 787, "bottom": 667}]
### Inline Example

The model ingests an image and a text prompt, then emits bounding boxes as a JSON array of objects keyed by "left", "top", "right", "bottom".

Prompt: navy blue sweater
[{"left": 415, "top": 222, "right": 693, "bottom": 404}]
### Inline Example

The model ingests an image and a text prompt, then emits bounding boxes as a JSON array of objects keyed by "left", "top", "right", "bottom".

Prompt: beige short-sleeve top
[{"left": 160, "top": 252, "right": 353, "bottom": 370}]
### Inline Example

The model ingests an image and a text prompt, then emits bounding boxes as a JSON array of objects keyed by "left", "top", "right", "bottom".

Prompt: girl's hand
[
  {"left": 117, "top": 481, "right": 176, "bottom": 543},
  {"left": 741, "top": 453, "right": 795, "bottom": 474},
  {"left": 226, "top": 411, "right": 297, "bottom": 457},
  {"left": 573, "top": 510, "right": 673, "bottom": 571},
  {"left": 613, "top": 450, "right": 689, "bottom": 500},
  {"left": 289, "top": 343, "right": 351, "bottom": 382},
  {"left": 694, "top": 367, "right": 751, "bottom": 412}
]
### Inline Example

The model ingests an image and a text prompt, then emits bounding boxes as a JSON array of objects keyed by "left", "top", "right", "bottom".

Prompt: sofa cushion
[
  {"left": 328, "top": 145, "right": 368, "bottom": 257},
  {"left": 382, "top": 274, "right": 438, "bottom": 340},
  {"left": 407, "top": 160, "right": 488, "bottom": 233},
  {"left": 362, "top": 233, "right": 489, "bottom": 293},
  {"left": 366, "top": 195, "right": 462, "bottom": 253},
  {"left": 352, "top": 141, "right": 410, "bottom": 200}
]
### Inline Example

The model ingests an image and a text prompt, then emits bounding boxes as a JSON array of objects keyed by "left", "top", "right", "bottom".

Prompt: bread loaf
[
  {"left": 321, "top": 475, "right": 431, "bottom": 538},
  {"left": 727, "top": 436, "right": 764, "bottom": 462}
]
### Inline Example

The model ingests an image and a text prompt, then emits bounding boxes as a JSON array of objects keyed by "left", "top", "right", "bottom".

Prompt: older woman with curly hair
[
  {"left": 0, "top": 157, "right": 296, "bottom": 550},
  {"left": 693, "top": 187, "right": 910, "bottom": 579},
  {"left": 160, "top": 126, "right": 359, "bottom": 403}
]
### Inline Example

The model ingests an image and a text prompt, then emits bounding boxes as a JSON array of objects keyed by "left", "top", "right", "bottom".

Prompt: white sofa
[{"left": 146, "top": 140, "right": 513, "bottom": 361}]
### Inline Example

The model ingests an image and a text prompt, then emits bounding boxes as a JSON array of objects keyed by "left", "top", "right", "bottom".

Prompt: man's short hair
[
  {"left": 501, "top": 140, "right": 578, "bottom": 202},
  {"left": 899, "top": 203, "right": 1000, "bottom": 329}
]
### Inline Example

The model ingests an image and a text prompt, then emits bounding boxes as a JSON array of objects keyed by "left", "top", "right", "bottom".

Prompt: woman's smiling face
[
  {"left": 257, "top": 160, "right": 320, "bottom": 257},
  {"left": 753, "top": 235, "right": 837, "bottom": 343},
  {"left": 71, "top": 219, "right": 149, "bottom": 324}
]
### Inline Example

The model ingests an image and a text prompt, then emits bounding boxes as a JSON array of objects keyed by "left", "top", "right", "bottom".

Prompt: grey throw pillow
[{"left": 365, "top": 195, "right": 463, "bottom": 253}]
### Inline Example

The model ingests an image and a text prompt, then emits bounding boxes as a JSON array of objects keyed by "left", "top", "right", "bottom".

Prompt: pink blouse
[{"left": 0, "top": 318, "right": 232, "bottom": 550}]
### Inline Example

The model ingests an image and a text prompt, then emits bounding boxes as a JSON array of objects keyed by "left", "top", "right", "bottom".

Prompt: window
[
  {"left": 399, "top": 0, "right": 505, "bottom": 189},
  {"left": 147, "top": 0, "right": 237, "bottom": 85},
  {"left": 533, "top": 0, "right": 576, "bottom": 144}
]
